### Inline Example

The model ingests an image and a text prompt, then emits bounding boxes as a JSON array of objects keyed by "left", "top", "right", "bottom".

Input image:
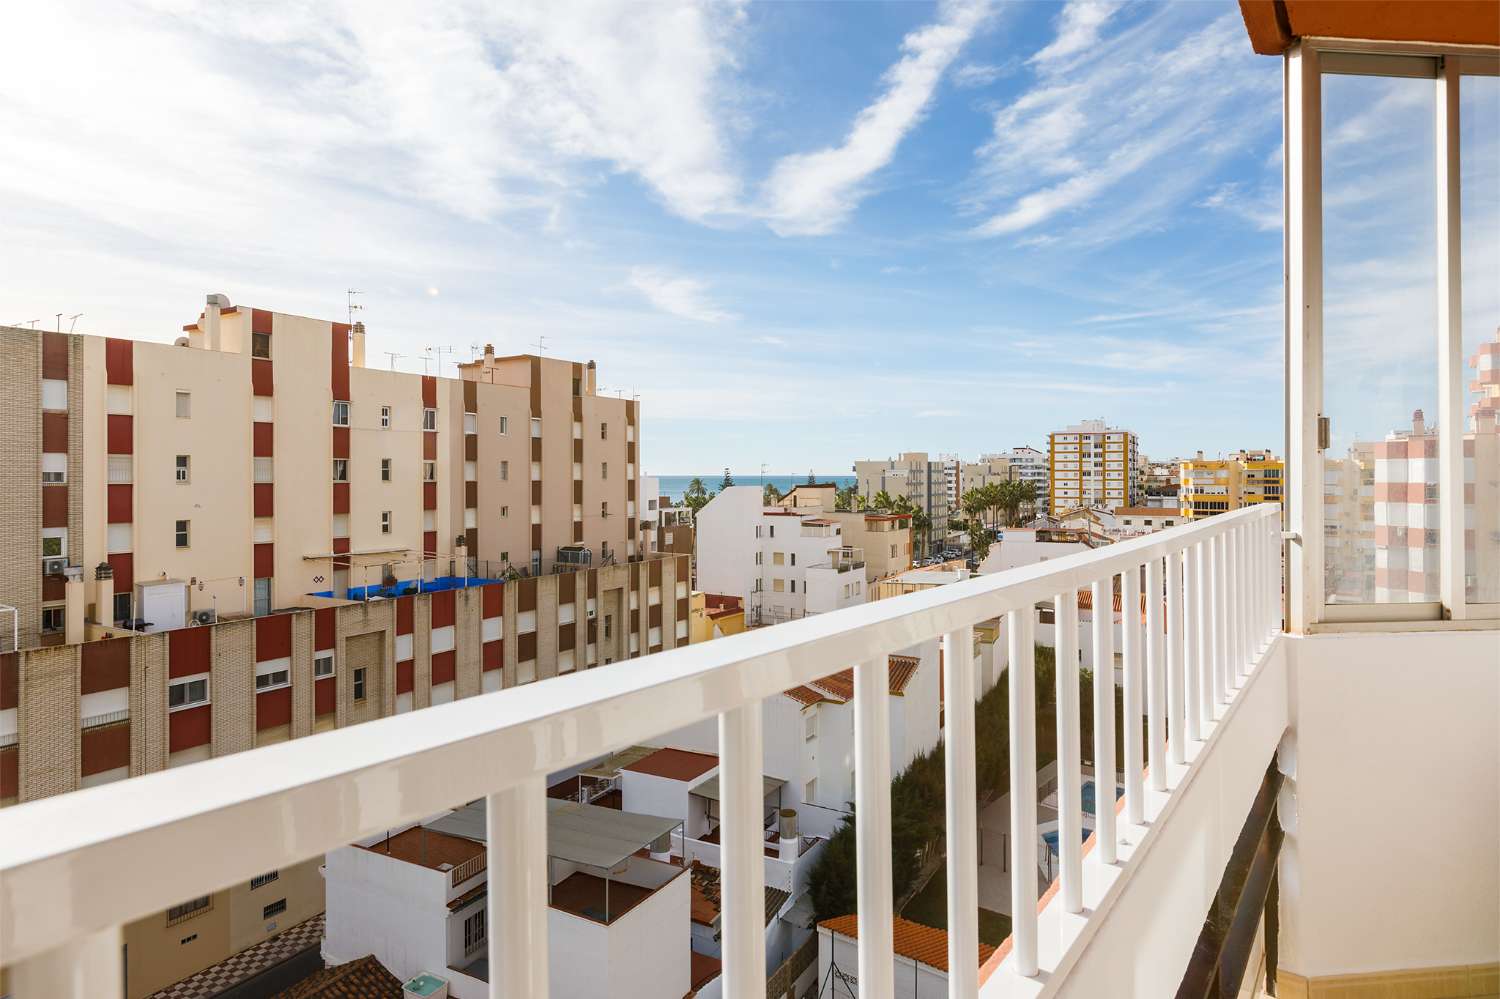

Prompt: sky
[{"left": 1, "top": 1, "right": 1494, "bottom": 474}]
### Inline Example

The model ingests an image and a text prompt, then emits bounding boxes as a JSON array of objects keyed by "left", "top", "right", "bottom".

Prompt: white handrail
[{"left": 0, "top": 504, "right": 1282, "bottom": 995}]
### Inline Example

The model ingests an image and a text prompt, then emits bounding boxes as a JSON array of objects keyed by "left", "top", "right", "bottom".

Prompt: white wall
[
  {"left": 818, "top": 928, "right": 951, "bottom": 998},
  {"left": 695, "top": 486, "right": 763, "bottom": 603},
  {"left": 322, "top": 844, "right": 450, "bottom": 984},
  {"left": 1279, "top": 631, "right": 1500, "bottom": 978},
  {"left": 619, "top": 768, "right": 712, "bottom": 833}
]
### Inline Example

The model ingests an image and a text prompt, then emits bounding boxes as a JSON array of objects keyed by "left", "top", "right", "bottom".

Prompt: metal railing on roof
[{"left": 0, "top": 505, "right": 1283, "bottom": 999}]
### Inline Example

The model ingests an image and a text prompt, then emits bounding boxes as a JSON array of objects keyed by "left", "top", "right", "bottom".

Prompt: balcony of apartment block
[
  {"left": 683, "top": 774, "right": 826, "bottom": 896},
  {"left": 1, "top": 9, "right": 1497, "bottom": 999}
]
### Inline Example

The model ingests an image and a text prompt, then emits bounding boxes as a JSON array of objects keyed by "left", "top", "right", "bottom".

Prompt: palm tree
[
  {"left": 683, "top": 477, "right": 712, "bottom": 517},
  {"left": 1014, "top": 481, "right": 1038, "bottom": 524},
  {"left": 911, "top": 509, "right": 932, "bottom": 558},
  {"left": 872, "top": 489, "right": 895, "bottom": 512},
  {"left": 719, "top": 467, "right": 735, "bottom": 491}
]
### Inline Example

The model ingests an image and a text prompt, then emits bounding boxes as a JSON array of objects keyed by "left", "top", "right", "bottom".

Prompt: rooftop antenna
[
  {"left": 420, "top": 347, "right": 433, "bottom": 375},
  {"left": 384, "top": 351, "right": 405, "bottom": 371},
  {"left": 67, "top": 313, "right": 83, "bottom": 332},
  {"left": 55, "top": 313, "right": 63, "bottom": 331},
  {"left": 346, "top": 289, "right": 363, "bottom": 327},
  {"left": 432, "top": 344, "right": 456, "bottom": 376},
  {"left": 17, "top": 319, "right": 40, "bottom": 329},
  {"left": 532, "top": 334, "right": 547, "bottom": 357}
]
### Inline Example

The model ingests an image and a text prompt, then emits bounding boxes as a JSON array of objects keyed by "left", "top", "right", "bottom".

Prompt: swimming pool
[
  {"left": 1081, "top": 779, "right": 1123, "bottom": 816},
  {"left": 309, "top": 575, "right": 503, "bottom": 600},
  {"left": 1042, "top": 827, "right": 1093, "bottom": 852}
]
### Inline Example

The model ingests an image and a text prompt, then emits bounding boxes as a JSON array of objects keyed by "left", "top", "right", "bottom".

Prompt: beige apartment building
[
  {"left": 772, "top": 484, "right": 913, "bottom": 584},
  {"left": 1047, "top": 419, "right": 1143, "bottom": 515},
  {"left": 0, "top": 296, "right": 687, "bottom": 998},
  {"left": 0, "top": 297, "right": 648, "bottom": 652},
  {"left": 852, "top": 452, "right": 951, "bottom": 552}
]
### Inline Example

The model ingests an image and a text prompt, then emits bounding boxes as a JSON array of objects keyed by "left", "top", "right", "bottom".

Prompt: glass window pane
[
  {"left": 1461, "top": 75, "right": 1499, "bottom": 603},
  {"left": 1321, "top": 73, "right": 1437, "bottom": 605}
]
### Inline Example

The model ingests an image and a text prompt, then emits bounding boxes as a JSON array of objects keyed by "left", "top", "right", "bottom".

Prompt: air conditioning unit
[
  {"left": 42, "top": 557, "right": 67, "bottom": 576},
  {"left": 587, "top": 608, "right": 597, "bottom": 619},
  {"left": 191, "top": 609, "right": 217, "bottom": 626}
]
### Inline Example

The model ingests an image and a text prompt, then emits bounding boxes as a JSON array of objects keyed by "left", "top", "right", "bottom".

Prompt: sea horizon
[{"left": 651, "top": 473, "right": 856, "bottom": 502}]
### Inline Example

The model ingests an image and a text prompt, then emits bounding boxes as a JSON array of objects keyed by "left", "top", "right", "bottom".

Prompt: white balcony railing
[{"left": 0, "top": 505, "right": 1282, "bottom": 999}]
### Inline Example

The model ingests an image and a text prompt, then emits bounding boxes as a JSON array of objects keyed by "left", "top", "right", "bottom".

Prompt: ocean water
[{"left": 652, "top": 474, "right": 855, "bottom": 502}]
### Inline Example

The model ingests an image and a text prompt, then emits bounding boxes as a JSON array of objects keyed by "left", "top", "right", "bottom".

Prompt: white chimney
[
  {"left": 777, "top": 808, "right": 799, "bottom": 860},
  {"left": 352, "top": 321, "right": 366, "bottom": 368}
]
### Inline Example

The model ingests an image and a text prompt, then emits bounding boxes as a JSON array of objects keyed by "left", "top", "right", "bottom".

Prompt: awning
[
  {"left": 689, "top": 774, "right": 786, "bottom": 802},
  {"left": 425, "top": 798, "right": 682, "bottom": 871}
]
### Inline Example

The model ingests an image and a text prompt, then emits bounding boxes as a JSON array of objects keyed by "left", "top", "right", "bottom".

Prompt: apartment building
[
  {"left": 1113, "top": 507, "right": 1187, "bottom": 537},
  {"left": 696, "top": 486, "right": 867, "bottom": 627},
  {"left": 1179, "top": 449, "right": 1285, "bottom": 520},
  {"left": 0, "top": 298, "right": 647, "bottom": 653},
  {"left": 936, "top": 453, "right": 962, "bottom": 509},
  {"left": 996, "top": 446, "right": 1049, "bottom": 489},
  {"left": 637, "top": 476, "right": 694, "bottom": 562},
  {"left": 1142, "top": 458, "right": 1183, "bottom": 499},
  {"left": 852, "top": 452, "right": 952, "bottom": 551},
  {"left": 769, "top": 483, "right": 913, "bottom": 585},
  {"left": 1046, "top": 420, "right": 1142, "bottom": 515}
]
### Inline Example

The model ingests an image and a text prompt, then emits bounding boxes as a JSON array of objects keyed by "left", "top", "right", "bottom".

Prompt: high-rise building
[
  {"left": 0, "top": 298, "right": 657, "bottom": 652},
  {"left": 1047, "top": 420, "right": 1142, "bottom": 515},
  {"left": 852, "top": 452, "right": 953, "bottom": 552},
  {"left": 1178, "top": 449, "right": 1284, "bottom": 520}
]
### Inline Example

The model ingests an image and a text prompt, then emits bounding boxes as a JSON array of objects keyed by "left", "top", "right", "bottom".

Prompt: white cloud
[
  {"left": 1198, "top": 182, "right": 1280, "bottom": 231},
  {"left": 970, "top": 8, "right": 1276, "bottom": 242},
  {"left": 627, "top": 267, "right": 737, "bottom": 323},
  {"left": 952, "top": 60, "right": 1016, "bottom": 88},
  {"left": 760, "top": 0, "right": 994, "bottom": 236},
  {"left": 1029, "top": 1, "right": 1121, "bottom": 69}
]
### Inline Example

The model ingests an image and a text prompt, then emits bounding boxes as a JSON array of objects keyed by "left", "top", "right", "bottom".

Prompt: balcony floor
[{"left": 551, "top": 871, "right": 652, "bottom": 924}]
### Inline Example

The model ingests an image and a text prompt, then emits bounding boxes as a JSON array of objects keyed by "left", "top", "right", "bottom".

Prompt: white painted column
[
  {"left": 1090, "top": 576, "right": 1117, "bottom": 865},
  {"left": 1144, "top": 557, "right": 1166, "bottom": 792},
  {"left": 1227, "top": 529, "right": 1242, "bottom": 687},
  {"left": 11, "top": 926, "right": 121, "bottom": 999},
  {"left": 1007, "top": 609, "right": 1039, "bottom": 976},
  {"left": 1217, "top": 532, "right": 1233, "bottom": 701},
  {"left": 943, "top": 626, "right": 980, "bottom": 996},
  {"left": 1183, "top": 543, "right": 1202, "bottom": 743},
  {"left": 719, "top": 704, "right": 768, "bottom": 999},
  {"left": 1207, "top": 534, "right": 1223, "bottom": 711},
  {"left": 488, "top": 777, "right": 548, "bottom": 999},
  {"left": 854, "top": 656, "right": 895, "bottom": 996},
  {"left": 1122, "top": 566, "right": 1145, "bottom": 824},
  {"left": 1166, "top": 549, "right": 1185, "bottom": 766},
  {"left": 1238, "top": 526, "right": 1252, "bottom": 675},
  {"left": 1054, "top": 591, "right": 1082, "bottom": 913}
]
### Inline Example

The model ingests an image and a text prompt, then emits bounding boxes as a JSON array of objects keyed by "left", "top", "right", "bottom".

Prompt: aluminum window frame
[{"left": 1286, "top": 38, "right": 1500, "bottom": 630}]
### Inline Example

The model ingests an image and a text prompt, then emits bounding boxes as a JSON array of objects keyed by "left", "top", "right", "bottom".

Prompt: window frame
[
  {"left": 380, "top": 405, "right": 391, "bottom": 429},
  {"left": 175, "top": 391, "right": 191, "bottom": 419},
  {"left": 313, "top": 651, "right": 335, "bottom": 678},
  {"left": 174, "top": 519, "right": 190, "bottom": 549},
  {"left": 1285, "top": 39, "right": 1500, "bottom": 630},
  {"left": 168, "top": 674, "right": 209, "bottom": 711},
  {"left": 332, "top": 400, "right": 350, "bottom": 427},
  {"left": 175, "top": 454, "right": 190, "bottom": 483},
  {"left": 353, "top": 667, "right": 367, "bottom": 701}
]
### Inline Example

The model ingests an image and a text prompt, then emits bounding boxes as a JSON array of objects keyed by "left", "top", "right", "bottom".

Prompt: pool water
[
  {"left": 310, "top": 575, "right": 502, "bottom": 600},
  {"left": 1042, "top": 828, "right": 1092, "bottom": 852},
  {"left": 1081, "top": 779, "right": 1123, "bottom": 816}
]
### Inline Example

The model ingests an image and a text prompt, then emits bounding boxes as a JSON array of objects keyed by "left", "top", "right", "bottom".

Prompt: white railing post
[
  {"left": 943, "top": 626, "right": 980, "bottom": 996},
  {"left": 1145, "top": 557, "right": 1166, "bottom": 792},
  {"left": 1183, "top": 543, "right": 1202, "bottom": 744},
  {"left": 855, "top": 656, "right": 895, "bottom": 997},
  {"left": 1054, "top": 591, "right": 1083, "bottom": 913},
  {"left": 1214, "top": 532, "right": 1230, "bottom": 707},
  {"left": 1122, "top": 566, "right": 1145, "bottom": 824},
  {"left": 488, "top": 777, "right": 548, "bottom": 999},
  {"left": 11, "top": 925, "right": 121, "bottom": 998},
  {"left": 719, "top": 704, "right": 768, "bottom": 999},
  {"left": 1166, "top": 549, "right": 1185, "bottom": 767},
  {"left": 1007, "top": 609, "right": 1039, "bottom": 977},
  {"left": 1090, "top": 576, "right": 1117, "bottom": 865},
  {"left": 1235, "top": 526, "right": 1250, "bottom": 678}
]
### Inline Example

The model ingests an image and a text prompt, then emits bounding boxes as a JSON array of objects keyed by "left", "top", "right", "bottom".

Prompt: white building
[
  {"left": 990, "top": 446, "right": 1050, "bottom": 490},
  {"left": 696, "top": 486, "right": 865, "bottom": 627},
  {"left": 1048, "top": 419, "right": 1143, "bottom": 514},
  {"left": 1112, "top": 506, "right": 1187, "bottom": 538},
  {"left": 322, "top": 798, "right": 691, "bottom": 999},
  {"left": 978, "top": 527, "right": 1104, "bottom": 575}
]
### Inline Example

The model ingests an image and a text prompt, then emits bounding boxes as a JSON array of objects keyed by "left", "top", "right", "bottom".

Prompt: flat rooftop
[
  {"left": 622, "top": 747, "right": 718, "bottom": 782},
  {"left": 361, "top": 825, "right": 482, "bottom": 872}
]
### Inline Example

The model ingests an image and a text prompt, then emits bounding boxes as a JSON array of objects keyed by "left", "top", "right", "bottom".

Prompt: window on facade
[
  {"left": 261, "top": 898, "right": 286, "bottom": 920},
  {"left": 353, "top": 667, "right": 367, "bottom": 701},
  {"left": 41, "top": 606, "right": 64, "bottom": 633},
  {"left": 175, "top": 391, "right": 191, "bottom": 418},
  {"left": 167, "top": 896, "right": 211, "bottom": 924},
  {"left": 332, "top": 400, "right": 350, "bottom": 426},
  {"left": 463, "top": 412, "right": 477, "bottom": 434},
  {"left": 529, "top": 417, "right": 541, "bottom": 438},
  {"left": 380, "top": 458, "right": 391, "bottom": 482},
  {"left": 113, "top": 592, "right": 132, "bottom": 625},
  {"left": 168, "top": 676, "right": 208, "bottom": 710},
  {"left": 464, "top": 908, "right": 487, "bottom": 954},
  {"left": 174, "top": 520, "right": 190, "bottom": 548},
  {"left": 247, "top": 331, "right": 271, "bottom": 359},
  {"left": 255, "top": 666, "right": 290, "bottom": 691},
  {"left": 601, "top": 462, "right": 607, "bottom": 479},
  {"left": 499, "top": 416, "right": 509, "bottom": 435},
  {"left": 804, "top": 713, "right": 817, "bottom": 740},
  {"left": 333, "top": 459, "right": 350, "bottom": 483},
  {"left": 380, "top": 404, "right": 391, "bottom": 428},
  {"left": 601, "top": 502, "right": 608, "bottom": 518},
  {"left": 41, "top": 378, "right": 67, "bottom": 411},
  {"left": 805, "top": 778, "right": 817, "bottom": 803},
  {"left": 423, "top": 408, "right": 437, "bottom": 431},
  {"left": 381, "top": 511, "right": 392, "bottom": 535},
  {"left": 499, "top": 459, "right": 510, "bottom": 481},
  {"left": 314, "top": 651, "right": 334, "bottom": 678},
  {"left": 500, "top": 505, "right": 509, "bottom": 518},
  {"left": 424, "top": 461, "right": 436, "bottom": 482},
  {"left": 108, "top": 455, "right": 132, "bottom": 483},
  {"left": 250, "top": 871, "right": 279, "bottom": 890},
  {"left": 175, "top": 455, "right": 190, "bottom": 483},
  {"left": 42, "top": 453, "right": 66, "bottom": 484},
  {"left": 600, "top": 422, "right": 608, "bottom": 440},
  {"left": 254, "top": 457, "right": 273, "bottom": 483}
]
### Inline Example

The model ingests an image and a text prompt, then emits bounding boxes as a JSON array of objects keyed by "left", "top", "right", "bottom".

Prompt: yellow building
[
  {"left": 1179, "top": 449, "right": 1284, "bottom": 520},
  {"left": 689, "top": 591, "right": 746, "bottom": 642},
  {"left": 1047, "top": 419, "right": 1142, "bottom": 515}
]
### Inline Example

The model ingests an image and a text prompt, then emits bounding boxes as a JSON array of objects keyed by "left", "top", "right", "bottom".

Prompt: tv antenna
[
  {"left": 425, "top": 345, "right": 456, "bottom": 376},
  {"left": 384, "top": 351, "right": 405, "bottom": 371},
  {"left": 14, "top": 319, "right": 40, "bottom": 328},
  {"left": 67, "top": 313, "right": 83, "bottom": 332},
  {"left": 532, "top": 334, "right": 547, "bottom": 356},
  {"left": 346, "top": 289, "right": 363, "bottom": 326}
]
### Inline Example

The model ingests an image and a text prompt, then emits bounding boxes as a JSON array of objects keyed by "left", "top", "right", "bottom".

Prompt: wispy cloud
[
  {"left": 760, "top": 0, "right": 994, "bottom": 236},
  {"left": 952, "top": 60, "right": 1017, "bottom": 89},
  {"left": 1198, "top": 181, "right": 1280, "bottom": 231},
  {"left": 627, "top": 267, "right": 737, "bottom": 323},
  {"left": 969, "top": 6, "right": 1277, "bottom": 243}
]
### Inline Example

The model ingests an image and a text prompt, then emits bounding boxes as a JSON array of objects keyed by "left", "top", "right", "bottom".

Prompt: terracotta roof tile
[
  {"left": 787, "top": 654, "right": 922, "bottom": 705},
  {"left": 275, "top": 955, "right": 403, "bottom": 999},
  {"left": 818, "top": 915, "right": 996, "bottom": 974},
  {"left": 623, "top": 747, "right": 718, "bottom": 782}
]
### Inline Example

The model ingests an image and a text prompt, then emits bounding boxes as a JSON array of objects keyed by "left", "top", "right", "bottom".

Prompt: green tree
[
  {"left": 719, "top": 467, "right": 735, "bottom": 491},
  {"left": 763, "top": 482, "right": 783, "bottom": 505},
  {"left": 683, "top": 477, "right": 712, "bottom": 517},
  {"left": 872, "top": 489, "right": 895, "bottom": 512},
  {"left": 807, "top": 469, "right": 817, "bottom": 485}
]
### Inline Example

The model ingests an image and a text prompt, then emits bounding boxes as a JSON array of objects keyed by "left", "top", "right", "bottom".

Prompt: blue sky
[{"left": 4, "top": 1, "right": 1488, "bottom": 474}]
